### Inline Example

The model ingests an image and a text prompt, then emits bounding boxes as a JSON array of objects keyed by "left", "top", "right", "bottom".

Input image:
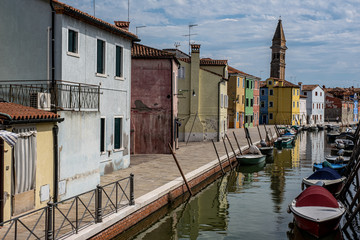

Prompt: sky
[{"left": 62, "top": 0, "right": 360, "bottom": 88}]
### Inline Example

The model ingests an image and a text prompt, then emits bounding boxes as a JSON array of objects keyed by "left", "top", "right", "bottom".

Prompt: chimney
[
  {"left": 190, "top": 44, "right": 200, "bottom": 114},
  {"left": 298, "top": 82, "right": 302, "bottom": 91},
  {"left": 114, "top": 21, "right": 130, "bottom": 31}
]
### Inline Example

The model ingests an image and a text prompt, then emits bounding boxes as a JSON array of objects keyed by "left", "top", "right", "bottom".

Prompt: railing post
[
  {"left": 130, "top": 173, "right": 135, "bottom": 205},
  {"left": 78, "top": 83, "right": 81, "bottom": 111},
  {"left": 95, "top": 185, "right": 103, "bottom": 223},
  {"left": 46, "top": 202, "right": 54, "bottom": 240}
]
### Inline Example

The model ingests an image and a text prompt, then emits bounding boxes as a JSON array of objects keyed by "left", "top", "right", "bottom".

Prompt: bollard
[
  {"left": 46, "top": 202, "right": 54, "bottom": 240},
  {"left": 130, "top": 173, "right": 135, "bottom": 205},
  {"left": 95, "top": 185, "right": 103, "bottom": 223}
]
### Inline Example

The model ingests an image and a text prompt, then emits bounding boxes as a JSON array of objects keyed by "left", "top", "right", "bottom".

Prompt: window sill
[
  {"left": 114, "top": 76, "right": 125, "bottom": 81},
  {"left": 67, "top": 52, "right": 80, "bottom": 58},
  {"left": 113, "top": 148, "right": 124, "bottom": 153},
  {"left": 96, "top": 73, "right": 107, "bottom": 78}
]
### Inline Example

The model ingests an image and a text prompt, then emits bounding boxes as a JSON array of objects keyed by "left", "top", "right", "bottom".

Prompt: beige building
[
  {"left": 168, "top": 44, "right": 228, "bottom": 141},
  {"left": 227, "top": 66, "right": 246, "bottom": 128}
]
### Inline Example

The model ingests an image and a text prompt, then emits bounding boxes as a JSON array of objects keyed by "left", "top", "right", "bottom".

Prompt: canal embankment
[{"left": 67, "top": 125, "right": 278, "bottom": 239}]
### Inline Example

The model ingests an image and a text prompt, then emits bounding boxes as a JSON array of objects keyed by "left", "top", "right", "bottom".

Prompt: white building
[
  {"left": 0, "top": 0, "right": 139, "bottom": 200},
  {"left": 300, "top": 84, "right": 325, "bottom": 124},
  {"left": 299, "top": 95, "right": 307, "bottom": 125}
]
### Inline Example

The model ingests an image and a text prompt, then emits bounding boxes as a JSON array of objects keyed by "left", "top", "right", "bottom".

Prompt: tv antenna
[
  {"left": 174, "top": 42, "right": 181, "bottom": 49},
  {"left": 183, "top": 24, "right": 197, "bottom": 55}
]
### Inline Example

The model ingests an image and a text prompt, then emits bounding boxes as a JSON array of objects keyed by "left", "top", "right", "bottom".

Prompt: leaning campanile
[{"left": 270, "top": 19, "right": 287, "bottom": 80}]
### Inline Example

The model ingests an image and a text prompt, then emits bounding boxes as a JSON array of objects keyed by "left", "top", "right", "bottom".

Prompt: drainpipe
[
  {"left": 170, "top": 59, "right": 174, "bottom": 151},
  {"left": 0, "top": 138, "right": 4, "bottom": 223},
  {"left": 50, "top": 0, "right": 56, "bottom": 113},
  {"left": 218, "top": 79, "right": 225, "bottom": 141},
  {"left": 52, "top": 125, "right": 59, "bottom": 203}
]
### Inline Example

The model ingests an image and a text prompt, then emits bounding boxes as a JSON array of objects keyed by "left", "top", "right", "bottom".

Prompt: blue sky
[{"left": 63, "top": 0, "right": 360, "bottom": 87}]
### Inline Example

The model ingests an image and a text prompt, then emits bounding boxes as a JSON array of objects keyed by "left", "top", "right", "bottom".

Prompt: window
[
  {"left": 243, "top": 78, "right": 245, "bottom": 88},
  {"left": 261, "top": 89, "right": 265, "bottom": 96},
  {"left": 246, "top": 98, "right": 249, "bottom": 107},
  {"left": 114, "top": 117, "right": 123, "bottom": 150},
  {"left": 250, "top": 99, "right": 253, "bottom": 107},
  {"left": 242, "top": 95, "right": 245, "bottom": 104},
  {"left": 179, "top": 67, "right": 185, "bottom": 79},
  {"left": 269, "top": 113, "right": 273, "bottom": 120},
  {"left": 269, "top": 101, "right": 273, "bottom": 107},
  {"left": 261, "top": 101, "right": 265, "bottom": 108},
  {"left": 115, "top": 45, "right": 123, "bottom": 78},
  {"left": 320, "top": 92, "right": 322, "bottom": 96},
  {"left": 268, "top": 80, "right": 272, "bottom": 85},
  {"left": 237, "top": 112, "right": 239, "bottom": 122},
  {"left": 97, "top": 39, "right": 105, "bottom": 74},
  {"left": 237, "top": 77, "right": 240, "bottom": 87},
  {"left": 297, "top": 89, "right": 299, "bottom": 95},
  {"left": 100, "top": 117, "right": 106, "bottom": 152},
  {"left": 297, "top": 101, "right": 299, "bottom": 108},
  {"left": 315, "top": 92, "right": 318, "bottom": 96},
  {"left": 246, "top": 80, "right": 249, "bottom": 88},
  {"left": 225, "top": 95, "right": 228, "bottom": 108},
  {"left": 250, "top": 81, "right": 253, "bottom": 89},
  {"left": 304, "top": 92, "right": 307, "bottom": 96},
  {"left": 250, "top": 115, "right": 253, "bottom": 122},
  {"left": 293, "top": 101, "right": 295, "bottom": 108},
  {"left": 68, "top": 29, "right": 78, "bottom": 54},
  {"left": 221, "top": 94, "right": 224, "bottom": 107},
  {"left": 269, "top": 89, "right": 273, "bottom": 96}
]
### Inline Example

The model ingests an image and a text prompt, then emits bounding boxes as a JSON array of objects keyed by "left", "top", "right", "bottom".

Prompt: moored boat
[
  {"left": 327, "top": 131, "right": 340, "bottom": 142},
  {"left": 236, "top": 154, "right": 266, "bottom": 165},
  {"left": 330, "top": 148, "right": 352, "bottom": 157},
  {"left": 289, "top": 185, "right": 345, "bottom": 238},
  {"left": 302, "top": 167, "right": 346, "bottom": 196},
  {"left": 325, "top": 155, "right": 350, "bottom": 164},
  {"left": 259, "top": 146, "right": 274, "bottom": 156},
  {"left": 313, "top": 162, "right": 347, "bottom": 175}
]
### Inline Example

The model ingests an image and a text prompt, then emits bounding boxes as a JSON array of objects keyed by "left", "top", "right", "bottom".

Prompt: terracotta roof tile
[
  {"left": 228, "top": 66, "right": 260, "bottom": 79},
  {"left": 0, "top": 102, "right": 59, "bottom": 122},
  {"left": 302, "top": 85, "right": 319, "bottom": 91},
  {"left": 52, "top": 0, "right": 139, "bottom": 41},
  {"left": 132, "top": 43, "right": 175, "bottom": 58},
  {"left": 300, "top": 95, "right": 307, "bottom": 98},
  {"left": 179, "top": 58, "right": 191, "bottom": 63},
  {"left": 200, "top": 58, "right": 227, "bottom": 66}
]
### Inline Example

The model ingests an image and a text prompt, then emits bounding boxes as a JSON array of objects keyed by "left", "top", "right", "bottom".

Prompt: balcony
[{"left": 0, "top": 80, "right": 100, "bottom": 111}]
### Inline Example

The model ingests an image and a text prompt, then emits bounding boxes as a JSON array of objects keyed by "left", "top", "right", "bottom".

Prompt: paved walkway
[{"left": 100, "top": 125, "right": 277, "bottom": 200}]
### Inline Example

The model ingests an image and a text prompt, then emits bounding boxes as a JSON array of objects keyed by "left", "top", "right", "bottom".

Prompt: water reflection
[{"left": 126, "top": 131, "right": 335, "bottom": 240}]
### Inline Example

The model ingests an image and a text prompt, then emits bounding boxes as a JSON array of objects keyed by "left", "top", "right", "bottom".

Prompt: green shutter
[
  {"left": 114, "top": 118, "right": 122, "bottom": 149},
  {"left": 97, "top": 40, "right": 104, "bottom": 74},
  {"left": 116, "top": 46, "right": 122, "bottom": 77}
]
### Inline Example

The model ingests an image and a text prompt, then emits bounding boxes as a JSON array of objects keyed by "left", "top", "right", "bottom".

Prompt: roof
[
  {"left": 52, "top": 0, "right": 139, "bottom": 41},
  {"left": 272, "top": 79, "right": 299, "bottom": 88},
  {"left": 300, "top": 95, "right": 307, "bottom": 98},
  {"left": 273, "top": 19, "right": 286, "bottom": 42},
  {"left": 0, "top": 102, "right": 60, "bottom": 123},
  {"left": 132, "top": 43, "right": 176, "bottom": 59},
  {"left": 200, "top": 58, "right": 227, "bottom": 66},
  {"left": 163, "top": 49, "right": 190, "bottom": 58},
  {"left": 302, "top": 85, "right": 320, "bottom": 91},
  {"left": 260, "top": 81, "right": 267, "bottom": 87},
  {"left": 228, "top": 66, "right": 260, "bottom": 80},
  {"left": 200, "top": 67, "right": 226, "bottom": 78}
]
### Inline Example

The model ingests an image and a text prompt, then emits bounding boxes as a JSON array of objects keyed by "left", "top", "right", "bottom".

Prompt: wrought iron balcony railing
[{"left": 0, "top": 80, "right": 100, "bottom": 111}]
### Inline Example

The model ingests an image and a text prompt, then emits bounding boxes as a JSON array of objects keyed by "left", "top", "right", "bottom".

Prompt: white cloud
[{"left": 60, "top": 0, "right": 360, "bottom": 87}]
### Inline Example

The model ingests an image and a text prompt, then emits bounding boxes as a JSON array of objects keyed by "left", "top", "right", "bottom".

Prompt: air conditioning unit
[{"left": 30, "top": 92, "right": 51, "bottom": 111}]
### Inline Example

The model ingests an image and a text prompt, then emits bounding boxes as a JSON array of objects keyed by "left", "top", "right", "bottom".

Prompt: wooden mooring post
[
  {"left": 168, "top": 143, "right": 193, "bottom": 196},
  {"left": 257, "top": 125, "right": 263, "bottom": 141},
  {"left": 211, "top": 140, "right": 225, "bottom": 174},
  {"left": 232, "top": 132, "right": 243, "bottom": 155},
  {"left": 222, "top": 137, "right": 234, "bottom": 170}
]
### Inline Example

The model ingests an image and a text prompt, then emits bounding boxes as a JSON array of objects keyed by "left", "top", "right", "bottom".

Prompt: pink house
[{"left": 131, "top": 43, "right": 179, "bottom": 154}]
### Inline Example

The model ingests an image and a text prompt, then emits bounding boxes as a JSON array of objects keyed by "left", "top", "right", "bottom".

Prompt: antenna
[
  {"left": 128, "top": 0, "right": 130, "bottom": 22},
  {"left": 93, "top": 0, "right": 96, "bottom": 16},
  {"left": 182, "top": 24, "right": 198, "bottom": 55},
  {"left": 174, "top": 42, "right": 181, "bottom": 49},
  {"left": 136, "top": 26, "right": 146, "bottom": 35}
]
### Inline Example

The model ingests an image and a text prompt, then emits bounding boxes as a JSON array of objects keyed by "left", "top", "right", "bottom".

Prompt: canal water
[{"left": 118, "top": 130, "right": 338, "bottom": 240}]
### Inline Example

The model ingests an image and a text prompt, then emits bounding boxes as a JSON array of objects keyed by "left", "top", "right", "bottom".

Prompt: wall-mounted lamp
[
  {"left": 192, "top": 90, "right": 196, "bottom": 97},
  {"left": 174, "top": 89, "right": 196, "bottom": 97}
]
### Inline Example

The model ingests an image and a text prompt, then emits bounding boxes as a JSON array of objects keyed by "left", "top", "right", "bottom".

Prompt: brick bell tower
[{"left": 270, "top": 19, "right": 287, "bottom": 80}]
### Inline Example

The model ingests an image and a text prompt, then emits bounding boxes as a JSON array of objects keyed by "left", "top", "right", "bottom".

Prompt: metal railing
[
  {"left": 0, "top": 174, "right": 134, "bottom": 240},
  {"left": 0, "top": 80, "right": 100, "bottom": 111}
]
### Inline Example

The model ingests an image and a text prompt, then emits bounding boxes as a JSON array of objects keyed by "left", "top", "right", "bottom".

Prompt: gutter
[
  {"left": 50, "top": 0, "right": 56, "bottom": 114},
  {"left": 3, "top": 118, "right": 64, "bottom": 125},
  {"left": 52, "top": 125, "right": 59, "bottom": 202},
  {"left": 218, "top": 78, "right": 226, "bottom": 141},
  {"left": 170, "top": 59, "right": 174, "bottom": 151}
]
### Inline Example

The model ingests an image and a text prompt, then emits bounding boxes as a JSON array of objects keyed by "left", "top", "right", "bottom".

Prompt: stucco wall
[
  {"left": 131, "top": 58, "right": 177, "bottom": 154},
  {"left": 2, "top": 123, "right": 55, "bottom": 221}
]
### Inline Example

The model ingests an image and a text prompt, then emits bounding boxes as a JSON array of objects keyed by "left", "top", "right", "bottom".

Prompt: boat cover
[
  {"left": 308, "top": 167, "right": 341, "bottom": 180},
  {"left": 295, "top": 186, "right": 338, "bottom": 208}
]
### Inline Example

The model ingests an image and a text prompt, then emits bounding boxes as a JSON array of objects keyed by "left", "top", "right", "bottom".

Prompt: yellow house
[
  {"left": 0, "top": 102, "right": 63, "bottom": 222},
  {"left": 227, "top": 66, "right": 246, "bottom": 128},
  {"left": 266, "top": 78, "right": 300, "bottom": 125},
  {"left": 173, "top": 44, "right": 228, "bottom": 141}
]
